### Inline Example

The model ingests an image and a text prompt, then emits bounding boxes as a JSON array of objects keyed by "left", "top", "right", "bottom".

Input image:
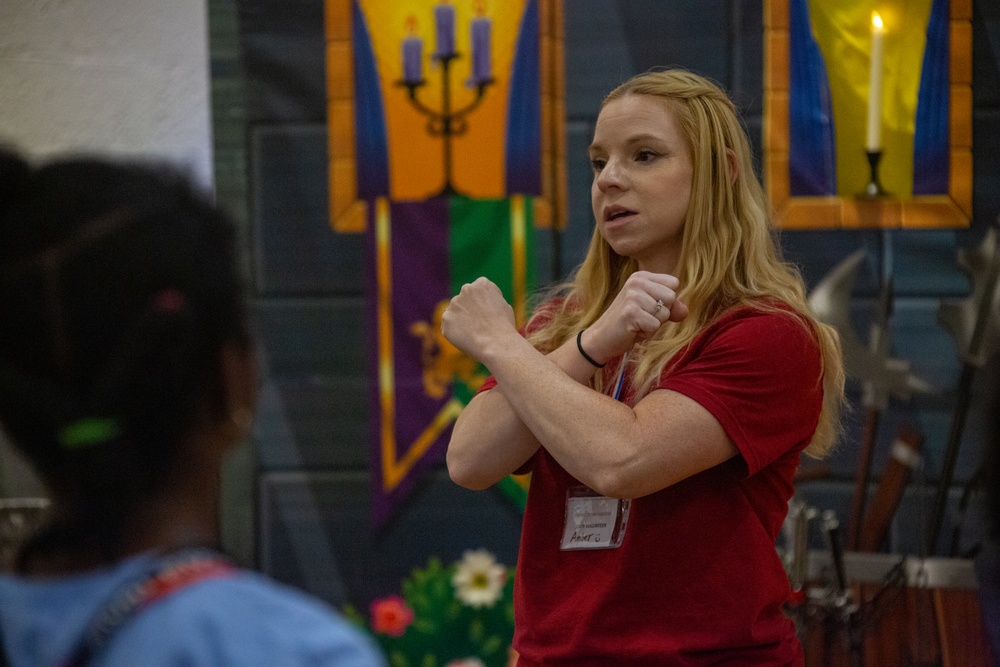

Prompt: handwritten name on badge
[{"left": 560, "top": 495, "right": 627, "bottom": 550}]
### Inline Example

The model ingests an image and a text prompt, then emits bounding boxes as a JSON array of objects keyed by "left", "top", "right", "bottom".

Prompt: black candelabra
[
  {"left": 861, "top": 149, "right": 888, "bottom": 199},
  {"left": 398, "top": 53, "right": 494, "bottom": 198}
]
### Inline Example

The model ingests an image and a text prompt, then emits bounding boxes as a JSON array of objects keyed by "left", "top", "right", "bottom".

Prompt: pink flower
[{"left": 370, "top": 595, "right": 414, "bottom": 637}]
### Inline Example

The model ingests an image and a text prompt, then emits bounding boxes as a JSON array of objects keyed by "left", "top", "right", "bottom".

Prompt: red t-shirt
[{"left": 480, "top": 304, "right": 823, "bottom": 665}]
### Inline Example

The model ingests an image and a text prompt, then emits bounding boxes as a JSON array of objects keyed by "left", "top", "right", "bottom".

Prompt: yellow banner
[{"left": 807, "top": 0, "right": 933, "bottom": 198}]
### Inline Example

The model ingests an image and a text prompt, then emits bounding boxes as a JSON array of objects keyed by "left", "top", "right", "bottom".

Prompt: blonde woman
[{"left": 443, "top": 69, "right": 844, "bottom": 665}]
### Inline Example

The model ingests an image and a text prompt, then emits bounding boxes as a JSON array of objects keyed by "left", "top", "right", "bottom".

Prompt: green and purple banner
[{"left": 365, "top": 195, "right": 535, "bottom": 527}]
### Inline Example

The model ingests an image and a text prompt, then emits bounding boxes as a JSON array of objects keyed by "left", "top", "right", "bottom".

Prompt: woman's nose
[{"left": 596, "top": 158, "right": 626, "bottom": 191}]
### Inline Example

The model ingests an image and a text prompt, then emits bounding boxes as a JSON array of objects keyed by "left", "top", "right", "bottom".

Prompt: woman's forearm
[
  {"left": 479, "top": 333, "right": 642, "bottom": 493},
  {"left": 446, "top": 389, "right": 539, "bottom": 489},
  {"left": 446, "top": 337, "right": 604, "bottom": 489}
]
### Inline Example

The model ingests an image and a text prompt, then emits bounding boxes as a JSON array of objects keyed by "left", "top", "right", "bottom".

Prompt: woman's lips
[{"left": 603, "top": 207, "right": 637, "bottom": 227}]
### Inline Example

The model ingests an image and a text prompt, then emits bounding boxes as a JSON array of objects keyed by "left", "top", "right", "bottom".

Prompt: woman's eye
[
  {"left": 636, "top": 150, "right": 656, "bottom": 162},
  {"left": 590, "top": 158, "right": 606, "bottom": 172}
]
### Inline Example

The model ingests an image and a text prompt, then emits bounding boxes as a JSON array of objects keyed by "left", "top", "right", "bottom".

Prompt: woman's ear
[
  {"left": 219, "top": 341, "right": 258, "bottom": 440},
  {"left": 726, "top": 148, "right": 739, "bottom": 185}
]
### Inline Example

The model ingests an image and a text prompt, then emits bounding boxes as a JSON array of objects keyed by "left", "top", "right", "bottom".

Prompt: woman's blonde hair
[{"left": 528, "top": 69, "right": 844, "bottom": 457}]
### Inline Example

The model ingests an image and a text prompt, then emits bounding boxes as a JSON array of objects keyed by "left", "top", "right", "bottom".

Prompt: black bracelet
[{"left": 576, "top": 329, "right": 606, "bottom": 368}]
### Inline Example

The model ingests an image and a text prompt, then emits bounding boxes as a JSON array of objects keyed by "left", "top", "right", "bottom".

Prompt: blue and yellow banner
[
  {"left": 327, "top": 0, "right": 563, "bottom": 525},
  {"left": 764, "top": 0, "right": 971, "bottom": 228},
  {"left": 790, "top": 0, "right": 948, "bottom": 198}
]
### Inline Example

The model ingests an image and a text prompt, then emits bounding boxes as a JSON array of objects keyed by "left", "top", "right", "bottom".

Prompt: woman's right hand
[{"left": 581, "top": 271, "right": 688, "bottom": 364}]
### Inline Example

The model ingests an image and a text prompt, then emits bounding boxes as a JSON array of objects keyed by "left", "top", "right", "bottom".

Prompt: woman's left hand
[
  {"left": 441, "top": 277, "right": 518, "bottom": 361},
  {"left": 580, "top": 271, "right": 688, "bottom": 364}
]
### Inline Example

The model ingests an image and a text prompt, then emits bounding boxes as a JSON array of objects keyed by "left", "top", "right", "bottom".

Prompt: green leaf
[
  {"left": 431, "top": 576, "right": 448, "bottom": 600},
  {"left": 341, "top": 604, "right": 366, "bottom": 627},
  {"left": 389, "top": 651, "right": 410, "bottom": 667},
  {"left": 421, "top": 655, "right": 437, "bottom": 667},
  {"left": 412, "top": 619, "right": 436, "bottom": 634},
  {"left": 469, "top": 618, "right": 485, "bottom": 642},
  {"left": 482, "top": 635, "right": 503, "bottom": 655},
  {"left": 410, "top": 595, "right": 431, "bottom": 615}
]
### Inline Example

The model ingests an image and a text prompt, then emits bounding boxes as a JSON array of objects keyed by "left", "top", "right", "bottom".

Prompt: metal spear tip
[
  {"left": 937, "top": 227, "right": 1000, "bottom": 367},
  {"left": 809, "top": 248, "right": 935, "bottom": 401},
  {"left": 807, "top": 248, "right": 866, "bottom": 327}
]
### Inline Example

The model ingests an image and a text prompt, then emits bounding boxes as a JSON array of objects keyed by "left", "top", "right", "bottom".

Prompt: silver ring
[{"left": 650, "top": 299, "right": 664, "bottom": 316}]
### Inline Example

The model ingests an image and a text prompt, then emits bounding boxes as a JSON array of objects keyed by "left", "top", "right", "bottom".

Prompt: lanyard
[
  {"left": 610, "top": 350, "right": 630, "bottom": 402},
  {"left": 61, "top": 548, "right": 235, "bottom": 667}
]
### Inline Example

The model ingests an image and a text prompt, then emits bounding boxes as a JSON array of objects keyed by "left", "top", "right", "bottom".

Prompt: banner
[
  {"left": 790, "top": 0, "right": 947, "bottom": 198},
  {"left": 764, "top": 0, "right": 971, "bottom": 228},
  {"left": 366, "top": 196, "right": 535, "bottom": 525},
  {"left": 327, "top": 0, "right": 564, "bottom": 525}
]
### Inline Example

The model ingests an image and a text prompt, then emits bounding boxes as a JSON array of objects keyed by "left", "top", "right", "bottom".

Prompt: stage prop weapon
[
  {"left": 857, "top": 426, "right": 924, "bottom": 552},
  {"left": 784, "top": 498, "right": 818, "bottom": 597},
  {"left": 947, "top": 462, "right": 987, "bottom": 558},
  {"left": 822, "top": 510, "right": 864, "bottom": 667},
  {"left": 850, "top": 256, "right": 894, "bottom": 553},
  {"left": 823, "top": 510, "right": 851, "bottom": 604},
  {"left": 808, "top": 249, "right": 934, "bottom": 550},
  {"left": 928, "top": 225, "right": 1000, "bottom": 554},
  {"left": 783, "top": 502, "right": 862, "bottom": 665},
  {"left": 781, "top": 499, "right": 814, "bottom": 650}
]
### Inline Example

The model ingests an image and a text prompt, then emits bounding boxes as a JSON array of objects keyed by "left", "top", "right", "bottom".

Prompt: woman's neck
[
  {"left": 122, "top": 481, "right": 221, "bottom": 556},
  {"left": 20, "top": 456, "right": 222, "bottom": 576}
]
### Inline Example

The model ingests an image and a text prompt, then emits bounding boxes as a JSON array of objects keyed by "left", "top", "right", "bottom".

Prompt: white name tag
[{"left": 560, "top": 486, "right": 631, "bottom": 550}]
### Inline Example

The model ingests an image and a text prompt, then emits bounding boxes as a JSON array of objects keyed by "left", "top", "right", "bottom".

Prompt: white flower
[
  {"left": 446, "top": 660, "right": 486, "bottom": 667},
  {"left": 451, "top": 549, "right": 506, "bottom": 608}
]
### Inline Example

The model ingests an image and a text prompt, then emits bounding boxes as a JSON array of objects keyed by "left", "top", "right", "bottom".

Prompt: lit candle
[
  {"left": 434, "top": 1, "right": 455, "bottom": 58},
  {"left": 866, "top": 11, "right": 885, "bottom": 152},
  {"left": 402, "top": 16, "right": 423, "bottom": 84},
  {"left": 470, "top": 2, "right": 492, "bottom": 84}
]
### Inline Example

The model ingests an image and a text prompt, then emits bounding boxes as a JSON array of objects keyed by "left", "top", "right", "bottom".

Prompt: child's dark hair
[{"left": 0, "top": 147, "right": 250, "bottom": 569}]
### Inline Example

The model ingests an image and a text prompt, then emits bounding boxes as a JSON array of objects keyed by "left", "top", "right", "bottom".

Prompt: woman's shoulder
[
  {"left": 115, "top": 570, "right": 385, "bottom": 665},
  {"left": 162, "top": 569, "right": 371, "bottom": 633},
  {"left": 682, "top": 300, "right": 820, "bottom": 369},
  {"left": 707, "top": 300, "right": 816, "bottom": 340},
  {"left": 172, "top": 568, "right": 336, "bottom": 611}
]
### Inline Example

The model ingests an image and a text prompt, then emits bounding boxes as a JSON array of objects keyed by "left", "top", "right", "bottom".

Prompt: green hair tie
[{"left": 58, "top": 417, "right": 122, "bottom": 449}]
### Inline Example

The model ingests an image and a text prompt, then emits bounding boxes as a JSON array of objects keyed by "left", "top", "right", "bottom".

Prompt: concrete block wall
[
  {"left": 231, "top": 0, "right": 1000, "bottom": 608},
  {"left": 208, "top": 0, "right": 257, "bottom": 567}
]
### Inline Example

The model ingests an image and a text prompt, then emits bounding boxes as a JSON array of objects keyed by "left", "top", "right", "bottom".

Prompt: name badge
[{"left": 560, "top": 486, "right": 631, "bottom": 550}]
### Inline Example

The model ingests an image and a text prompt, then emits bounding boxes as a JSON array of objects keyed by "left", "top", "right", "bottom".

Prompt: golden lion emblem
[{"left": 410, "top": 300, "right": 488, "bottom": 399}]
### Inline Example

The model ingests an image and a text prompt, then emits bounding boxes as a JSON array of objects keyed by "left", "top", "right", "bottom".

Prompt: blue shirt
[{"left": 0, "top": 551, "right": 385, "bottom": 666}]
